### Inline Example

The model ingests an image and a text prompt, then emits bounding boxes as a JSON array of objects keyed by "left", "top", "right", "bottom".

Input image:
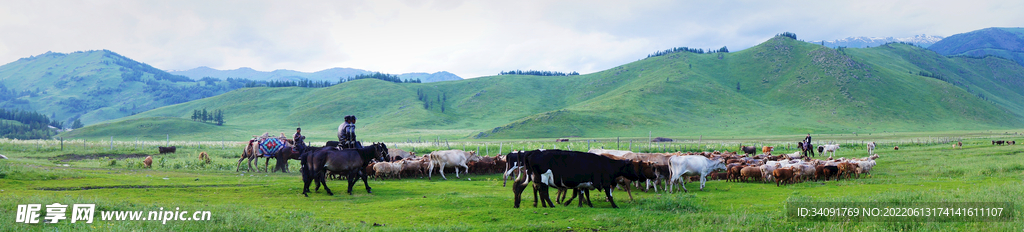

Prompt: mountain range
[
  {"left": 169, "top": 66, "right": 462, "bottom": 83},
  {"left": 928, "top": 27, "right": 1024, "bottom": 68},
  {"left": 62, "top": 33, "right": 1024, "bottom": 141},
  {"left": 810, "top": 34, "right": 944, "bottom": 48}
]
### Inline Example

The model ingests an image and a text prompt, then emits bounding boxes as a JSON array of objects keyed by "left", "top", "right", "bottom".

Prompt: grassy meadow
[{"left": 1, "top": 131, "right": 1023, "bottom": 231}]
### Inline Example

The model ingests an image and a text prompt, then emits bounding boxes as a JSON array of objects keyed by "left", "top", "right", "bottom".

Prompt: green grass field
[{"left": 2, "top": 131, "right": 1023, "bottom": 231}]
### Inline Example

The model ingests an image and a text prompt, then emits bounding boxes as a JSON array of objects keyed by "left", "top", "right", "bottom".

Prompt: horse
[
  {"left": 303, "top": 142, "right": 389, "bottom": 196},
  {"left": 797, "top": 141, "right": 815, "bottom": 157}
]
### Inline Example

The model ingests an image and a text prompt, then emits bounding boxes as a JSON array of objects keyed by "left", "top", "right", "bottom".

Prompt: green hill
[
  {"left": 62, "top": 35, "right": 1024, "bottom": 141},
  {"left": 928, "top": 27, "right": 1024, "bottom": 67},
  {"left": 0, "top": 50, "right": 243, "bottom": 126}
]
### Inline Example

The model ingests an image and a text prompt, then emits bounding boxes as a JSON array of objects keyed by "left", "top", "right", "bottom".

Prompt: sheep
[
  {"left": 740, "top": 166, "right": 761, "bottom": 182},
  {"left": 772, "top": 168, "right": 795, "bottom": 186}
]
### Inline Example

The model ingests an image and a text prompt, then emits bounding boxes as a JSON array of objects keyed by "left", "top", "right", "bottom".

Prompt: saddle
[{"left": 258, "top": 138, "right": 287, "bottom": 157}]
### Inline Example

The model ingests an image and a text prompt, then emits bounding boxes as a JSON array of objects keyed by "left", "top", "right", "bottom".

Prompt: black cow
[
  {"left": 740, "top": 146, "right": 757, "bottom": 155},
  {"left": 512, "top": 149, "right": 642, "bottom": 208},
  {"left": 158, "top": 146, "right": 176, "bottom": 154}
]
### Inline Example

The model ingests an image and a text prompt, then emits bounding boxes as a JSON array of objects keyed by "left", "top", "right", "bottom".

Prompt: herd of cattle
[
  {"left": 224, "top": 137, "right": 1019, "bottom": 208},
  {"left": 314, "top": 145, "right": 883, "bottom": 208}
]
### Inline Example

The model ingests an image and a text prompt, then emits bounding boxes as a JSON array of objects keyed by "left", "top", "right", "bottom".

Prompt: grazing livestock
[
  {"left": 819, "top": 144, "right": 840, "bottom": 157},
  {"left": 666, "top": 155, "right": 727, "bottom": 193},
  {"left": 388, "top": 149, "right": 416, "bottom": 160},
  {"left": 867, "top": 142, "right": 876, "bottom": 155},
  {"left": 739, "top": 166, "right": 761, "bottom": 182},
  {"left": 587, "top": 149, "right": 633, "bottom": 157},
  {"left": 894, "top": 146, "right": 899, "bottom": 150},
  {"left": 236, "top": 139, "right": 260, "bottom": 172},
  {"left": 726, "top": 164, "right": 745, "bottom": 182},
  {"left": 427, "top": 150, "right": 480, "bottom": 180},
  {"left": 303, "top": 143, "right": 388, "bottom": 196},
  {"left": 992, "top": 140, "right": 1005, "bottom": 145},
  {"left": 1010, "top": 141, "right": 1016, "bottom": 145},
  {"left": 772, "top": 168, "right": 795, "bottom": 186},
  {"left": 143, "top": 156, "right": 153, "bottom": 168},
  {"left": 953, "top": 141, "right": 962, "bottom": 149},
  {"left": 513, "top": 150, "right": 644, "bottom": 208},
  {"left": 760, "top": 163, "right": 780, "bottom": 183},
  {"left": 503, "top": 151, "right": 527, "bottom": 187},
  {"left": 822, "top": 165, "right": 839, "bottom": 181},
  {"left": 399, "top": 157, "right": 428, "bottom": 178},
  {"left": 740, "top": 146, "right": 758, "bottom": 155},
  {"left": 651, "top": 137, "right": 673, "bottom": 142},
  {"left": 159, "top": 146, "right": 176, "bottom": 154},
  {"left": 373, "top": 161, "right": 403, "bottom": 180},
  {"left": 198, "top": 152, "right": 211, "bottom": 164},
  {"left": 762, "top": 146, "right": 774, "bottom": 155},
  {"left": 838, "top": 162, "right": 859, "bottom": 180},
  {"left": 782, "top": 151, "right": 802, "bottom": 159},
  {"left": 556, "top": 139, "right": 569, "bottom": 142}
]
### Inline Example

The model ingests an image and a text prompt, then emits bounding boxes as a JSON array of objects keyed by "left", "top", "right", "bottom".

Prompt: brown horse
[
  {"left": 798, "top": 141, "right": 815, "bottom": 157},
  {"left": 303, "top": 142, "right": 389, "bottom": 196}
]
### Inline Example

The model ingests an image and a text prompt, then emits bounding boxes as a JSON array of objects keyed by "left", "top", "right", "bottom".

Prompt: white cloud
[{"left": 0, "top": 0, "right": 1021, "bottom": 78}]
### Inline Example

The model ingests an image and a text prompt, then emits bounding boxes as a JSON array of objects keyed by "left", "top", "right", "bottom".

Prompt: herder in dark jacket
[{"left": 337, "top": 115, "right": 362, "bottom": 149}]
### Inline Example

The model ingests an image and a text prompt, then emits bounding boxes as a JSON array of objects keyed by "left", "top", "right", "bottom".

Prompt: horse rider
[
  {"left": 338, "top": 115, "right": 362, "bottom": 149},
  {"left": 804, "top": 133, "right": 812, "bottom": 149},
  {"left": 293, "top": 127, "right": 307, "bottom": 152}
]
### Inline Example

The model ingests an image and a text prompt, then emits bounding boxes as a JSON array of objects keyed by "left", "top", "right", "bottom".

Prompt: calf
[{"left": 762, "top": 146, "right": 774, "bottom": 155}]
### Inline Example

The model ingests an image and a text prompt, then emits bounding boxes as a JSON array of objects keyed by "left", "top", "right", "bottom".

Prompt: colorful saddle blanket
[{"left": 259, "top": 138, "right": 287, "bottom": 157}]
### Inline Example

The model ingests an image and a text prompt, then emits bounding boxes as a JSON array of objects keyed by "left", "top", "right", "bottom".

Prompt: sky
[{"left": 0, "top": 0, "right": 1021, "bottom": 78}]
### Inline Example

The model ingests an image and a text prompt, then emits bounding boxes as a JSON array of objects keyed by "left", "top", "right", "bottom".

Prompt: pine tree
[{"left": 71, "top": 119, "right": 84, "bottom": 129}]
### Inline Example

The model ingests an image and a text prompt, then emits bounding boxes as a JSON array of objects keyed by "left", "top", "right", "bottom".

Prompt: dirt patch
[
  {"left": 36, "top": 184, "right": 259, "bottom": 191},
  {"left": 51, "top": 153, "right": 151, "bottom": 162}
]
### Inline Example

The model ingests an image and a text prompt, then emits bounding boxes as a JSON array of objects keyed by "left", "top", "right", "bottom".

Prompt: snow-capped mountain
[{"left": 810, "top": 34, "right": 945, "bottom": 48}]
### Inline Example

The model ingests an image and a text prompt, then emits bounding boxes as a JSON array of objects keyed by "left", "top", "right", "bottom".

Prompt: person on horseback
[
  {"left": 803, "top": 133, "right": 814, "bottom": 156},
  {"left": 293, "top": 127, "right": 306, "bottom": 152},
  {"left": 338, "top": 115, "right": 362, "bottom": 149}
]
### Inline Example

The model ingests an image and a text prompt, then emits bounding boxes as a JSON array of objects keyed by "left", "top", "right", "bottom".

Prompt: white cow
[
  {"left": 666, "top": 155, "right": 727, "bottom": 193},
  {"left": 427, "top": 150, "right": 479, "bottom": 180},
  {"left": 820, "top": 144, "right": 840, "bottom": 157},
  {"left": 587, "top": 149, "right": 633, "bottom": 157},
  {"left": 866, "top": 142, "right": 876, "bottom": 155}
]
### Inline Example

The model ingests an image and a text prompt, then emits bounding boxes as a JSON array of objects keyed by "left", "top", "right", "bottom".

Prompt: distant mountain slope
[
  {"left": 928, "top": 27, "right": 1024, "bottom": 67},
  {"left": 170, "top": 67, "right": 463, "bottom": 83},
  {"left": 811, "top": 34, "right": 944, "bottom": 48},
  {"left": 0, "top": 50, "right": 242, "bottom": 126},
  {"left": 64, "top": 35, "right": 1024, "bottom": 141}
]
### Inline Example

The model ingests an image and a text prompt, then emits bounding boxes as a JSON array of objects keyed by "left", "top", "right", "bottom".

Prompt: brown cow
[
  {"left": 762, "top": 146, "right": 774, "bottom": 155},
  {"left": 143, "top": 156, "right": 153, "bottom": 168}
]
